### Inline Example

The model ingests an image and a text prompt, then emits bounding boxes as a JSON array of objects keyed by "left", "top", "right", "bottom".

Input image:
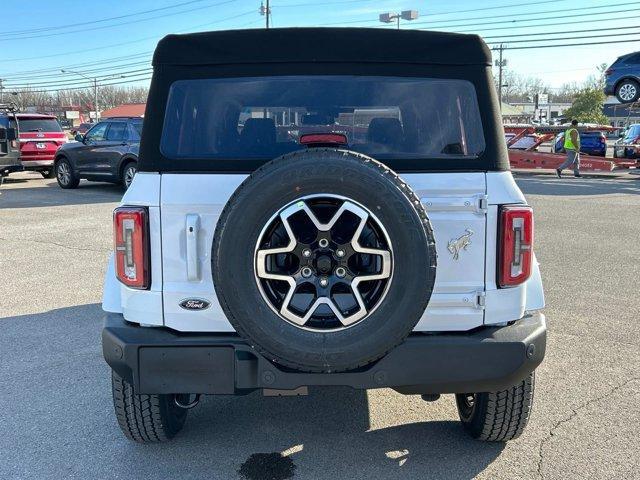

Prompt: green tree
[{"left": 563, "top": 87, "right": 608, "bottom": 124}]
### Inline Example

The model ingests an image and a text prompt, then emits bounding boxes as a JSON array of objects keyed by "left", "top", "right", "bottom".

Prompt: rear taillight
[
  {"left": 113, "top": 206, "right": 150, "bottom": 289},
  {"left": 605, "top": 68, "right": 613, "bottom": 76},
  {"left": 499, "top": 205, "right": 533, "bottom": 288}
]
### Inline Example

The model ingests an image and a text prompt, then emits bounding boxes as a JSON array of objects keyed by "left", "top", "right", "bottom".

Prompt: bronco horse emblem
[{"left": 447, "top": 229, "right": 474, "bottom": 260}]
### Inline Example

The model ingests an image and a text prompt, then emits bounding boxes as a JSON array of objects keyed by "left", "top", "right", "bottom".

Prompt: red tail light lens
[
  {"left": 113, "top": 207, "right": 150, "bottom": 289},
  {"left": 499, "top": 205, "right": 533, "bottom": 288}
]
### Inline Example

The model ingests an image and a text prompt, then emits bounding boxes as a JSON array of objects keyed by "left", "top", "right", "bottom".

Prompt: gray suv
[
  {"left": 605, "top": 52, "right": 640, "bottom": 104},
  {"left": 54, "top": 117, "right": 142, "bottom": 189}
]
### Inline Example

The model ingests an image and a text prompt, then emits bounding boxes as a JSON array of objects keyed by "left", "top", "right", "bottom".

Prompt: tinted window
[
  {"left": 106, "top": 122, "right": 128, "bottom": 141},
  {"left": 131, "top": 122, "right": 143, "bottom": 137},
  {"left": 17, "top": 118, "right": 62, "bottom": 132},
  {"left": 85, "top": 122, "right": 108, "bottom": 142},
  {"left": 161, "top": 76, "right": 485, "bottom": 162},
  {"left": 624, "top": 53, "right": 640, "bottom": 64}
]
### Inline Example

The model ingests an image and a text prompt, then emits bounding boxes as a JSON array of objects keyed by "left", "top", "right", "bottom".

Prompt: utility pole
[
  {"left": 494, "top": 44, "right": 508, "bottom": 111},
  {"left": 93, "top": 78, "right": 98, "bottom": 122},
  {"left": 61, "top": 70, "right": 124, "bottom": 122},
  {"left": 0, "top": 79, "right": 4, "bottom": 103},
  {"left": 260, "top": 0, "right": 271, "bottom": 29}
]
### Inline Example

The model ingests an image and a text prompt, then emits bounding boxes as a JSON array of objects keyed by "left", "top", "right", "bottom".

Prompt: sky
[{"left": 0, "top": 0, "right": 638, "bottom": 94}]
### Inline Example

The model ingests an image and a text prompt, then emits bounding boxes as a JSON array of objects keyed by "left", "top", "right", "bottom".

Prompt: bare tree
[{"left": 7, "top": 85, "right": 149, "bottom": 113}]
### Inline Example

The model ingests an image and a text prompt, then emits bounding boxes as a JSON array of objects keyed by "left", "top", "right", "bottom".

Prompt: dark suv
[
  {"left": 605, "top": 52, "right": 640, "bottom": 104},
  {"left": 54, "top": 117, "right": 142, "bottom": 189},
  {"left": 0, "top": 106, "right": 21, "bottom": 177}
]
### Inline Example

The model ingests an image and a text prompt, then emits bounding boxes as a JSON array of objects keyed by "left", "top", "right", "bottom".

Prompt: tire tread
[
  {"left": 111, "top": 371, "right": 185, "bottom": 443},
  {"left": 457, "top": 372, "right": 535, "bottom": 442}
]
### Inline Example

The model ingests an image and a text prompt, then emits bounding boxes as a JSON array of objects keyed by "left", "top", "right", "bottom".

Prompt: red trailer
[{"left": 504, "top": 124, "right": 636, "bottom": 172}]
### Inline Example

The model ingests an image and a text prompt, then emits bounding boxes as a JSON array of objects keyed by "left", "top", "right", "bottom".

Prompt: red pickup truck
[{"left": 17, "top": 113, "right": 67, "bottom": 178}]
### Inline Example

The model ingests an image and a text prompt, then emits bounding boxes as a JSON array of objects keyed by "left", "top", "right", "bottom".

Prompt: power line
[
  {"left": 4, "top": 69, "right": 154, "bottom": 89},
  {"left": 8, "top": 75, "right": 154, "bottom": 94},
  {"left": 408, "top": 2, "right": 640, "bottom": 28},
  {"left": 482, "top": 24, "right": 638, "bottom": 40},
  {"left": 486, "top": 30, "right": 640, "bottom": 45},
  {"left": 439, "top": 14, "right": 637, "bottom": 35},
  {"left": 3, "top": 61, "right": 153, "bottom": 82},
  {"left": 276, "top": 0, "right": 376, "bottom": 7},
  {"left": 0, "top": 9, "right": 255, "bottom": 76},
  {"left": 501, "top": 37, "right": 640, "bottom": 50},
  {"left": 0, "top": 53, "right": 153, "bottom": 78},
  {"left": 312, "top": 0, "right": 575, "bottom": 26},
  {"left": 0, "top": 0, "right": 238, "bottom": 42},
  {"left": 0, "top": 0, "right": 210, "bottom": 37}
]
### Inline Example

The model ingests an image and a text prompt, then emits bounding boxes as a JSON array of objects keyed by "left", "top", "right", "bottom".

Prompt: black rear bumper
[{"left": 102, "top": 312, "right": 546, "bottom": 395}]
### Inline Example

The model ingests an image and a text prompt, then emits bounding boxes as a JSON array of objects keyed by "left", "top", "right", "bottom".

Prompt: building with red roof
[{"left": 100, "top": 103, "right": 146, "bottom": 118}]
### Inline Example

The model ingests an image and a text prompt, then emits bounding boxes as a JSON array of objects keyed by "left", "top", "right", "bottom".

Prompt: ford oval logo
[{"left": 179, "top": 298, "right": 211, "bottom": 311}]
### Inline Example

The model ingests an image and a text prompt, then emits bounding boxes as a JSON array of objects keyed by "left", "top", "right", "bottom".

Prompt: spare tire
[{"left": 212, "top": 148, "right": 436, "bottom": 372}]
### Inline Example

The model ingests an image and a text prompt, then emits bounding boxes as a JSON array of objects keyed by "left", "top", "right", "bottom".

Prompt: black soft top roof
[{"left": 152, "top": 28, "right": 491, "bottom": 67}]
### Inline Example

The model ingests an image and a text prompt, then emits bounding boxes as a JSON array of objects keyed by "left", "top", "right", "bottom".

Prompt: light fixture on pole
[
  {"left": 379, "top": 10, "right": 418, "bottom": 29},
  {"left": 260, "top": 0, "right": 271, "bottom": 29}
]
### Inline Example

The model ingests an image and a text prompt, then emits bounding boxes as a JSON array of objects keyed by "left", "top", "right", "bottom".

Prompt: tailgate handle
[{"left": 185, "top": 214, "right": 200, "bottom": 281}]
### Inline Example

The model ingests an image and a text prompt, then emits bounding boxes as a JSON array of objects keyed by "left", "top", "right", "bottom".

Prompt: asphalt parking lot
[{"left": 1, "top": 171, "right": 639, "bottom": 480}]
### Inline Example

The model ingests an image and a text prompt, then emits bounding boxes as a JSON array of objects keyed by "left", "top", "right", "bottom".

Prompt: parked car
[
  {"left": 16, "top": 113, "right": 67, "bottom": 178},
  {"left": 71, "top": 122, "right": 93, "bottom": 136},
  {"left": 505, "top": 133, "right": 539, "bottom": 150},
  {"left": 102, "top": 28, "right": 546, "bottom": 444},
  {"left": 53, "top": 117, "right": 141, "bottom": 189},
  {"left": 0, "top": 106, "right": 22, "bottom": 177},
  {"left": 613, "top": 123, "right": 640, "bottom": 159},
  {"left": 553, "top": 131, "right": 607, "bottom": 157},
  {"left": 604, "top": 51, "right": 640, "bottom": 103}
]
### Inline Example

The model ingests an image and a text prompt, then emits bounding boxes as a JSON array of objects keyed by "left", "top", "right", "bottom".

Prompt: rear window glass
[
  {"left": 161, "top": 76, "right": 485, "bottom": 162},
  {"left": 17, "top": 118, "right": 62, "bottom": 132}
]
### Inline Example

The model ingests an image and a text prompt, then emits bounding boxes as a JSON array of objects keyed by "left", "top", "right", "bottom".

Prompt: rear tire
[
  {"left": 455, "top": 372, "right": 535, "bottom": 442},
  {"left": 111, "top": 371, "right": 189, "bottom": 443},
  {"left": 55, "top": 158, "right": 80, "bottom": 189},
  {"left": 615, "top": 79, "right": 640, "bottom": 103}
]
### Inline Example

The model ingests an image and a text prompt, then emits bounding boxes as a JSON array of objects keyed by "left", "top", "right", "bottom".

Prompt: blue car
[
  {"left": 553, "top": 131, "right": 607, "bottom": 157},
  {"left": 604, "top": 51, "right": 640, "bottom": 103},
  {"left": 613, "top": 124, "right": 640, "bottom": 159}
]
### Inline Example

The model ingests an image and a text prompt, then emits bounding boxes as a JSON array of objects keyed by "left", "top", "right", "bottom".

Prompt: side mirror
[
  {"left": 619, "top": 131, "right": 625, "bottom": 138},
  {"left": 75, "top": 133, "right": 85, "bottom": 143}
]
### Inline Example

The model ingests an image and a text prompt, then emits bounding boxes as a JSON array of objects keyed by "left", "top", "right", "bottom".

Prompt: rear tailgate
[
  {"left": 19, "top": 132, "right": 66, "bottom": 162},
  {"left": 159, "top": 172, "right": 487, "bottom": 332}
]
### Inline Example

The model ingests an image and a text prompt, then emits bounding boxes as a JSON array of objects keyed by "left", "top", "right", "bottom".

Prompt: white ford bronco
[{"left": 102, "top": 28, "right": 546, "bottom": 443}]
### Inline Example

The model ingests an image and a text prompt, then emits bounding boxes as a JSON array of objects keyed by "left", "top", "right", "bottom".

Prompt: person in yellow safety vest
[{"left": 556, "top": 119, "right": 582, "bottom": 178}]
